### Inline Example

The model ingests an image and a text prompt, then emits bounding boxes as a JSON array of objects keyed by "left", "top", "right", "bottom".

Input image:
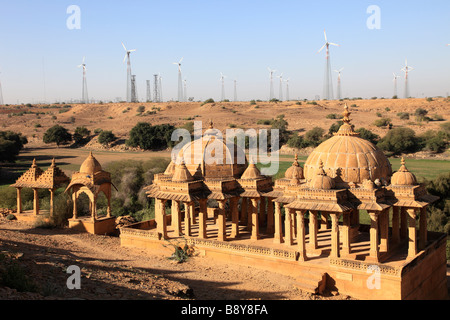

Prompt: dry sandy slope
[
  {"left": 0, "top": 218, "right": 351, "bottom": 300},
  {"left": 1, "top": 98, "right": 449, "bottom": 147}
]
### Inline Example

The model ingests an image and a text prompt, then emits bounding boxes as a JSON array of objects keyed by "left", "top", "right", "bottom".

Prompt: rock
[{"left": 115, "top": 216, "right": 137, "bottom": 229}]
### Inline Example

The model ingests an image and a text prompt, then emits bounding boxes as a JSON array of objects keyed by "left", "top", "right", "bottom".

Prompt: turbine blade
[
  {"left": 324, "top": 29, "right": 327, "bottom": 42},
  {"left": 317, "top": 44, "right": 326, "bottom": 53},
  {"left": 123, "top": 54, "right": 127, "bottom": 63},
  {"left": 122, "top": 42, "right": 127, "bottom": 51},
  {"left": 179, "top": 57, "right": 184, "bottom": 64},
  {"left": 329, "top": 43, "right": 340, "bottom": 47},
  {"left": 129, "top": 49, "right": 136, "bottom": 52}
]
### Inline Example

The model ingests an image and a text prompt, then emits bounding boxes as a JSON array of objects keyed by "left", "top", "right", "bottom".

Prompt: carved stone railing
[{"left": 329, "top": 257, "right": 401, "bottom": 276}]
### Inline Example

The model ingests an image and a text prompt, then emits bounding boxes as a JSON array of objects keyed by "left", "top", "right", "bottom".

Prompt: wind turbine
[
  {"left": 220, "top": 73, "right": 226, "bottom": 101},
  {"left": 233, "top": 79, "right": 237, "bottom": 102},
  {"left": 318, "top": 29, "right": 340, "bottom": 100},
  {"left": 173, "top": 57, "right": 184, "bottom": 101},
  {"left": 277, "top": 73, "right": 283, "bottom": 101},
  {"left": 334, "top": 68, "right": 344, "bottom": 100},
  {"left": 401, "top": 59, "right": 414, "bottom": 98},
  {"left": 285, "top": 78, "right": 290, "bottom": 101},
  {"left": 268, "top": 67, "right": 276, "bottom": 100},
  {"left": 77, "top": 56, "right": 88, "bottom": 104},
  {"left": 183, "top": 78, "right": 187, "bottom": 102},
  {"left": 122, "top": 42, "right": 137, "bottom": 102},
  {"left": 392, "top": 73, "right": 400, "bottom": 98}
]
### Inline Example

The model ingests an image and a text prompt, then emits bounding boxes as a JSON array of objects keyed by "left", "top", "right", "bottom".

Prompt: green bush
[
  {"left": 287, "top": 134, "right": 309, "bottom": 149},
  {"left": 73, "top": 126, "right": 91, "bottom": 145},
  {"left": 98, "top": 130, "right": 117, "bottom": 146},
  {"left": 201, "top": 98, "right": 215, "bottom": 106},
  {"left": 397, "top": 112, "right": 410, "bottom": 120},
  {"left": 373, "top": 118, "right": 392, "bottom": 128},
  {"left": 127, "top": 123, "right": 176, "bottom": 150},
  {"left": 355, "top": 128, "right": 380, "bottom": 145},
  {"left": 377, "top": 127, "right": 419, "bottom": 155},
  {"left": 326, "top": 114, "right": 339, "bottom": 119},
  {"left": 0, "top": 131, "right": 28, "bottom": 162},
  {"left": 304, "top": 127, "right": 325, "bottom": 147}
]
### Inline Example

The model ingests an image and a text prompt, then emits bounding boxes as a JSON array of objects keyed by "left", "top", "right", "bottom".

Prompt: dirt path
[{"left": 0, "top": 219, "right": 349, "bottom": 300}]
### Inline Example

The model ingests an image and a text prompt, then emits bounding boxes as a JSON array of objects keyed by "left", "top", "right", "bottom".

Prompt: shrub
[
  {"left": 98, "top": 130, "right": 117, "bottom": 146},
  {"left": 201, "top": 98, "right": 215, "bottom": 106},
  {"left": 326, "top": 114, "right": 339, "bottom": 119},
  {"left": 355, "top": 127, "right": 380, "bottom": 144},
  {"left": 377, "top": 127, "right": 419, "bottom": 155},
  {"left": 43, "top": 125, "right": 72, "bottom": 147},
  {"left": 0, "top": 131, "right": 28, "bottom": 162},
  {"left": 373, "top": 118, "right": 392, "bottom": 128},
  {"left": 287, "top": 134, "right": 309, "bottom": 149},
  {"left": 137, "top": 105, "right": 145, "bottom": 113},
  {"left": 397, "top": 112, "right": 410, "bottom": 120},
  {"left": 257, "top": 119, "right": 272, "bottom": 125},
  {"left": 304, "top": 127, "right": 325, "bottom": 147},
  {"left": 418, "top": 130, "right": 448, "bottom": 153},
  {"left": 73, "top": 126, "right": 91, "bottom": 145}
]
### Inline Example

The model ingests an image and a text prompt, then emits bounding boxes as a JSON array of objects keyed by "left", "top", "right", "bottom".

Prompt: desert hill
[{"left": 1, "top": 98, "right": 449, "bottom": 149}]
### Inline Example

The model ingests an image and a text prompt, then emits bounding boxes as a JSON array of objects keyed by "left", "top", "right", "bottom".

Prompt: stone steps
[{"left": 294, "top": 269, "right": 327, "bottom": 295}]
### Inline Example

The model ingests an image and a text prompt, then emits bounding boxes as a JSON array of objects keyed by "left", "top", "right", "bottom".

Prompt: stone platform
[
  {"left": 120, "top": 213, "right": 448, "bottom": 300},
  {"left": 68, "top": 216, "right": 116, "bottom": 235}
]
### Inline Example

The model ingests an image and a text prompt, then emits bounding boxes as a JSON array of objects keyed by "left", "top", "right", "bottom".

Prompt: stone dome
[
  {"left": 172, "top": 160, "right": 195, "bottom": 182},
  {"left": 303, "top": 105, "right": 392, "bottom": 187},
  {"left": 80, "top": 152, "right": 103, "bottom": 175},
  {"left": 285, "top": 154, "right": 304, "bottom": 180},
  {"left": 241, "top": 163, "right": 262, "bottom": 180},
  {"left": 173, "top": 121, "right": 248, "bottom": 180},
  {"left": 391, "top": 158, "right": 417, "bottom": 186},
  {"left": 309, "top": 160, "right": 335, "bottom": 190}
]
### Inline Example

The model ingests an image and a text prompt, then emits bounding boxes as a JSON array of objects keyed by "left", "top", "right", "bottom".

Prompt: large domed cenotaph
[{"left": 119, "top": 106, "right": 447, "bottom": 300}]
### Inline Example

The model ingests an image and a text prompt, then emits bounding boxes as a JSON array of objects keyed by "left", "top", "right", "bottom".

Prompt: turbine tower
[
  {"left": 146, "top": 80, "right": 151, "bottom": 102},
  {"left": 277, "top": 73, "right": 283, "bottom": 101},
  {"left": 318, "top": 29, "right": 340, "bottom": 100},
  {"left": 233, "top": 79, "right": 237, "bottom": 102},
  {"left": 285, "top": 78, "right": 290, "bottom": 101},
  {"left": 122, "top": 42, "right": 137, "bottom": 103},
  {"left": 77, "top": 57, "right": 89, "bottom": 104},
  {"left": 0, "top": 72, "right": 3, "bottom": 105},
  {"left": 153, "top": 74, "right": 160, "bottom": 102},
  {"left": 334, "top": 68, "right": 344, "bottom": 100},
  {"left": 268, "top": 67, "right": 276, "bottom": 100},
  {"left": 173, "top": 57, "right": 184, "bottom": 101},
  {"left": 401, "top": 59, "right": 414, "bottom": 99},
  {"left": 220, "top": 73, "right": 226, "bottom": 101},
  {"left": 183, "top": 79, "right": 187, "bottom": 102},
  {"left": 392, "top": 73, "right": 400, "bottom": 98}
]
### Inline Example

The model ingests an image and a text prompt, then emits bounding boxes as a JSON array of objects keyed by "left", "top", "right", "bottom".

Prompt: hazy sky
[{"left": 0, "top": 0, "right": 449, "bottom": 104}]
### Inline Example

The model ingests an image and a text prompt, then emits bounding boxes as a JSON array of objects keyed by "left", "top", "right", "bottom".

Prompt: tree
[
  {"left": 287, "top": 134, "right": 309, "bottom": 149},
  {"left": 43, "top": 125, "right": 72, "bottom": 147},
  {"left": 355, "top": 128, "right": 380, "bottom": 145},
  {"left": 127, "top": 122, "right": 176, "bottom": 150},
  {"left": 73, "top": 126, "right": 91, "bottom": 145},
  {"left": 0, "top": 131, "right": 28, "bottom": 162},
  {"left": 98, "top": 130, "right": 117, "bottom": 146},
  {"left": 304, "top": 127, "right": 325, "bottom": 147},
  {"left": 377, "top": 127, "right": 419, "bottom": 155}
]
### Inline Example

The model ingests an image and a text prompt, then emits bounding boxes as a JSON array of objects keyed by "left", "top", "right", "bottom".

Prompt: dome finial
[
  {"left": 398, "top": 157, "right": 409, "bottom": 172},
  {"left": 209, "top": 119, "right": 214, "bottom": 129},
  {"left": 335, "top": 104, "right": 359, "bottom": 136},
  {"left": 32, "top": 158, "right": 37, "bottom": 168},
  {"left": 293, "top": 154, "right": 299, "bottom": 167},
  {"left": 51, "top": 158, "right": 56, "bottom": 168},
  {"left": 342, "top": 103, "right": 351, "bottom": 125}
]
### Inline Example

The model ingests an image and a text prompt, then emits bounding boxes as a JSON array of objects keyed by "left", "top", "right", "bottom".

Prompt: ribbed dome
[
  {"left": 173, "top": 121, "right": 247, "bottom": 179},
  {"left": 303, "top": 105, "right": 392, "bottom": 187},
  {"left": 391, "top": 158, "right": 417, "bottom": 186},
  {"left": 80, "top": 152, "right": 102, "bottom": 175},
  {"left": 309, "top": 160, "right": 335, "bottom": 190},
  {"left": 285, "top": 154, "right": 304, "bottom": 180}
]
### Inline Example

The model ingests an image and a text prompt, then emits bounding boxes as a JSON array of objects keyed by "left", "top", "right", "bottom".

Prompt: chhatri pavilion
[{"left": 120, "top": 105, "right": 447, "bottom": 300}]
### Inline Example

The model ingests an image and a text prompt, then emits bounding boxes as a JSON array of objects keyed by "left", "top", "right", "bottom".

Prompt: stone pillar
[
  {"left": 230, "top": 198, "right": 240, "bottom": 238},
  {"left": 106, "top": 197, "right": 111, "bottom": 218},
  {"left": 91, "top": 197, "right": 97, "bottom": 222},
  {"left": 49, "top": 189, "right": 55, "bottom": 217},
  {"left": 217, "top": 200, "right": 227, "bottom": 241},
  {"left": 419, "top": 206, "right": 427, "bottom": 251},
  {"left": 266, "top": 198, "right": 274, "bottom": 234},
  {"left": 284, "top": 208, "right": 294, "bottom": 246},
  {"left": 240, "top": 198, "right": 248, "bottom": 226},
  {"left": 400, "top": 207, "right": 408, "bottom": 239},
  {"left": 368, "top": 211, "right": 379, "bottom": 262},
  {"left": 392, "top": 207, "right": 400, "bottom": 245},
  {"left": 184, "top": 202, "right": 192, "bottom": 237},
  {"left": 172, "top": 200, "right": 182, "bottom": 236},
  {"left": 160, "top": 199, "right": 168, "bottom": 239},
  {"left": 379, "top": 208, "right": 389, "bottom": 253},
  {"left": 407, "top": 208, "right": 417, "bottom": 259},
  {"left": 33, "top": 188, "right": 39, "bottom": 215},
  {"left": 320, "top": 212, "right": 329, "bottom": 230},
  {"left": 16, "top": 188, "right": 22, "bottom": 214},
  {"left": 198, "top": 199, "right": 208, "bottom": 239},
  {"left": 308, "top": 211, "right": 318, "bottom": 251},
  {"left": 296, "top": 210, "right": 307, "bottom": 261},
  {"left": 341, "top": 211, "right": 351, "bottom": 256},
  {"left": 190, "top": 202, "right": 197, "bottom": 225},
  {"left": 250, "top": 198, "right": 260, "bottom": 240},
  {"left": 72, "top": 191, "right": 78, "bottom": 219},
  {"left": 330, "top": 213, "right": 341, "bottom": 258},
  {"left": 247, "top": 198, "right": 253, "bottom": 230},
  {"left": 273, "top": 202, "right": 284, "bottom": 244},
  {"left": 259, "top": 196, "right": 266, "bottom": 226}
]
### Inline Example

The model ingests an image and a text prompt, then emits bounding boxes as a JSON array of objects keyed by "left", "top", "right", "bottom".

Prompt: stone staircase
[{"left": 294, "top": 269, "right": 328, "bottom": 295}]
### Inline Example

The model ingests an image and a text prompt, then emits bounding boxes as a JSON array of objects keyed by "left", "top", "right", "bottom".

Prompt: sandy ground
[{"left": 0, "top": 218, "right": 352, "bottom": 300}]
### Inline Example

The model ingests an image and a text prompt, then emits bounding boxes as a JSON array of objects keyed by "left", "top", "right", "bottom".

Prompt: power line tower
[
  {"left": 159, "top": 74, "right": 163, "bottom": 102},
  {"left": 131, "top": 75, "right": 138, "bottom": 102},
  {"left": 146, "top": 80, "right": 152, "bottom": 102},
  {"left": 153, "top": 74, "right": 161, "bottom": 102}
]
